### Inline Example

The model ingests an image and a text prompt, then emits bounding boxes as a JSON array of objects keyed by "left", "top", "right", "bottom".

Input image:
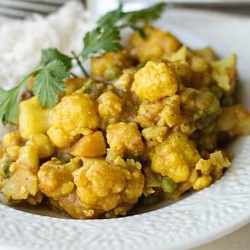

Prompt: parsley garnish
[{"left": 0, "top": 2, "right": 166, "bottom": 124}]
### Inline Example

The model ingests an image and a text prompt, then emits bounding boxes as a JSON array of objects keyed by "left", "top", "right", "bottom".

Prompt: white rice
[{"left": 0, "top": 1, "right": 97, "bottom": 138}]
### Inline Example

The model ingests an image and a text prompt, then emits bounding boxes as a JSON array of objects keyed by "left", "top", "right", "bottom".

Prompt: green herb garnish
[
  {"left": 33, "top": 60, "right": 69, "bottom": 108},
  {"left": 0, "top": 2, "right": 166, "bottom": 124}
]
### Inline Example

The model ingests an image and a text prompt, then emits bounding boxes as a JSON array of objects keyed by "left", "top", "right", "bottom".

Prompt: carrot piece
[{"left": 70, "top": 131, "right": 106, "bottom": 157}]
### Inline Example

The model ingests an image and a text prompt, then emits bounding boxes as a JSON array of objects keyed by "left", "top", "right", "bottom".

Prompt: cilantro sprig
[
  {"left": 0, "top": 2, "right": 166, "bottom": 124},
  {"left": 0, "top": 49, "right": 70, "bottom": 124},
  {"left": 33, "top": 60, "right": 69, "bottom": 108},
  {"left": 81, "top": 27, "right": 122, "bottom": 59},
  {"left": 82, "top": 2, "right": 166, "bottom": 58},
  {"left": 98, "top": 3, "right": 166, "bottom": 28}
]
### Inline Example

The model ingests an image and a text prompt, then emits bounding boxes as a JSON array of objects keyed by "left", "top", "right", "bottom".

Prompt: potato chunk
[
  {"left": 131, "top": 61, "right": 178, "bottom": 102},
  {"left": 1, "top": 168, "right": 38, "bottom": 201},
  {"left": 19, "top": 96, "right": 51, "bottom": 139},
  {"left": 9, "top": 145, "right": 39, "bottom": 174}
]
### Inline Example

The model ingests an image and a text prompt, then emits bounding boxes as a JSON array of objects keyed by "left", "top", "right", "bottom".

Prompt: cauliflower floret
[
  {"left": 91, "top": 50, "right": 134, "bottom": 79},
  {"left": 128, "top": 25, "right": 182, "bottom": 63},
  {"left": 211, "top": 54, "right": 236, "bottom": 93},
  {"left": 59, "top": 157, "right": 144, "bottom": 219},
  {"left": 216, "top": 105, "right": 250, "bottom": 137},
  {"left": 2, "top": 132, "right": 21, "bottom": 148},
  {"left": 47, "top": 127, "right": 77, "bottom": 148},
  {"left": 180, "top": 88, "right": 220, "bottom": 125},
  {"left": 38, "top": 158, "right": 81, "bottom": 199},
  {"left": 131, "top": 61, "right": 178, "bottom": 102},
  {"left": 58, "top": 191, "right": 103, "bottom": 219},
  {"left": 151, "top": 131, "right": 201, "bottom": 183},
  {"left": 137, "top": 101, "right": 164, "bottom": 128},
  {"left": 195, "top": 150, "right": 231, "bottom": 182},
  {"left": 159, "top": 95, "right": 182, "bottom": 127},
  {"left": 48, "top": 90, "right": 100, "bottom": 146},
  {"left": 142, "top": 126, "right": 169, "bottom": 148},
  {"left": 193, "top": 175, "right": 213, "bottom": 190},
  {"left": 26, "top": 134, "right": 55, "bottom": 158},
  {"left": 97, "top": 91, "right": 123, "bottom": 122},
  {"left": 113, "top": 73, "right": 133, "bottom": 92},
  {"left": 106, "top": 122, "right": 144, "bottom": 156}
]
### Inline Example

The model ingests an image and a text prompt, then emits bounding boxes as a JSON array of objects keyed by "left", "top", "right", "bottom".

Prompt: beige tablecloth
[{"left": 193, "top": 223, "right": 250, "bottom": 250}]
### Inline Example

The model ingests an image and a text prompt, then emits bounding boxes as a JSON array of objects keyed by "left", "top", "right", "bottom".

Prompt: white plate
[{"left": 1, "top": 7, "right": 250, "bottom": 250}]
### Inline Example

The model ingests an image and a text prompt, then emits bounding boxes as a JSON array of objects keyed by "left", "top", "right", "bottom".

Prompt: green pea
[
  {"left": 0, "top": 160, "right": 12, "bottom": 178},
  {"left": 210, "top": 85, "right": 223, "bottom": 99},
  {"left": 104, "top": 66, "right": 122, "bottom": 81},
  {"left": 161, "top": 177, "right": 177, "bottom": 193},
  {"left": 84, "top": 79, "right": 94, "bottom": 94},
  {"left": 206, "top": 95, "right": 220, "bottom": 115}
]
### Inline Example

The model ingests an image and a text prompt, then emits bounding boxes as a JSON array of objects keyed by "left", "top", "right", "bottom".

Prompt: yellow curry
[{"left": 1, "top": 25, "right": 250, "bottom": 219}]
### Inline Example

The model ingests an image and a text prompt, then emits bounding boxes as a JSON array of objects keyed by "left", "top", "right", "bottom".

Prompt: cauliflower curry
[{"left": 1, "top": 25, "right": 250, "bottom": 219}]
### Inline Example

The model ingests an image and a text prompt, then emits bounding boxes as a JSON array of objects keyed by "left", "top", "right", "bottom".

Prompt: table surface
[{"left": 192, "top": 223, "right": 250, "bottom": 250}]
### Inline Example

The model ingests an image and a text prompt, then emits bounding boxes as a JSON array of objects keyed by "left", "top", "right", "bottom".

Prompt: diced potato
[
  {"left": 19, "top": 96, "right": 51, "bottom": 139},
  {"left": 1, "top": 168, "right": 38, "bottom": 201},
  {"left": 9, "top": 145, "right": 39, "bottom": 174},
  {"left": 71, "top": 131, "right": 106, "bottom": 157}
]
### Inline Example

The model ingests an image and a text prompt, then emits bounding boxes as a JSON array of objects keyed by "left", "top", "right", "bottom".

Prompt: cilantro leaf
[
  {"left": 97, "top": 3, "right": 123, "bottom": 28},
  {"left": 33, "top": 60, "right": 69, "bottom": 108},
  {"left": 0, "top": 85, "right": 22, "bottom": 125},
  {"left": 98, "top": 3, "right": 166, "bottom": 29},
  {"left": 83, "top": 2, "right": 166, "bottom": 58},
  {"left": 81, "top": 27, "right": 122, "bottom": 59},
  {"left": 41, "top": 48, "right": 72, "bottom": 70},
  {"left": 121, "top": 3, "right": 166, "bottom": 25}
]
